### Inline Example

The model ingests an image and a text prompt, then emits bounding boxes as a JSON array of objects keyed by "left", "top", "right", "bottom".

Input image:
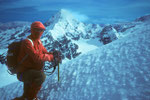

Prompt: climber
[{"left": 13, "top": 21, "right": 60, "bottom": 100}]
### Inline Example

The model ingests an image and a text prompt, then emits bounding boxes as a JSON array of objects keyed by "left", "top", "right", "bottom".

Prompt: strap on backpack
[{"left": 27, "top": 38, "right": 34, "bottom": 46}]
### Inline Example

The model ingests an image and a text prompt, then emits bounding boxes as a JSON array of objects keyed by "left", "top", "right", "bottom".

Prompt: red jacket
[{"left": 17, "top": 35, "right": 53, "bottom": 73}]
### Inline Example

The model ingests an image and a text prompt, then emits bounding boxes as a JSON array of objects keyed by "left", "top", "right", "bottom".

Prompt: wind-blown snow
[{"left": 0, "top": 21, "right": 150, "bottom": 100}]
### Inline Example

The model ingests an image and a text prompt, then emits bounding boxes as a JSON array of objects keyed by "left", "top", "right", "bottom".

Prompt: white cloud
[
  {"left": 72, "top": 12, "right": 89, "bottom": 22},
  {"left": 63, "top": 9, "right": 89, "bottom": 22}
]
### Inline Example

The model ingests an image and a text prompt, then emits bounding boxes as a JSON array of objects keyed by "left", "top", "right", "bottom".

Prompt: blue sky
[{"left": 0, "top": 0, "right": 150, "bottom": 24}]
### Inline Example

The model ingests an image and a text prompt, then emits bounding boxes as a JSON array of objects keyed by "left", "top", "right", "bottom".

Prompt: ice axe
[
  {"left": 52, "top": 50, "right": 61, "bottom": 82},
  {"left": 58, "top": 63, "right": 60, "bottom": 82}
]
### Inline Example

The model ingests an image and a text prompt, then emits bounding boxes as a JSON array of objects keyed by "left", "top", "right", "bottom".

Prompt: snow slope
[
  {"left": 0, "top": 20, "right": 150, "bottom": 100},
  {"left": 0, "top": 63, "right": 18, "bottom": 88}
]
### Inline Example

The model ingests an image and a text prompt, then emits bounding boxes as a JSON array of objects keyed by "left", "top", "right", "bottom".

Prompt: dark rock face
[
  {"left": 100, "top": 25, "right": 118, "bottom": 45},
  {"left": 135, "top": 15, "right": 150, "bottom": 22},
  {"left": 113, "top": 24, "right": 135, "bottom": 33},
  {"left": 0, "top": 54, "right": 6, "bottom": 64},
  {"left": 43, "top": 35, "right": 81, "bottom": 60}
]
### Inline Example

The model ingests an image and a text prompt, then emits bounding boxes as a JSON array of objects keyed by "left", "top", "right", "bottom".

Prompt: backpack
[{"left": 6, "top": 38, "right": 33, "bottom": 75}]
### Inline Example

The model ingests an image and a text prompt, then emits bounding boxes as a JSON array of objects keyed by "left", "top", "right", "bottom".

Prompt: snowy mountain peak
[
  {"left": 45, "top": 9, "right": 78, "bottom": 27},
  {"left": 44, "top": 9, "right": 83, "bottom": 40},
  {"left": 44, "top": 9, "right": 92, "bottom": 40}
]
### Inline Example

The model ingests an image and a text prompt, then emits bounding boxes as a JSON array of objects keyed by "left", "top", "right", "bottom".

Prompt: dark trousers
[
  {"left": 17, "top": 70, "right": 46, "bottom": 99},
  {"left": 17, "top": 69, "right": 46, "bottom": 86}
]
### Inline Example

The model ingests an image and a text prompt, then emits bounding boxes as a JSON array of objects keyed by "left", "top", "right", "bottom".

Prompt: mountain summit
[
  {"left": 45, "top": 9, "right": 78, "bottom": 28},
  {"left": 44, "top": 9, "right": 89, "bottom": 40}
]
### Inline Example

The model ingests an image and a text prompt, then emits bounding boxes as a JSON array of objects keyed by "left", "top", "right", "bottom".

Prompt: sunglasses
[{"left": 33, "top": 28, "right": 45, "bottom": 32}]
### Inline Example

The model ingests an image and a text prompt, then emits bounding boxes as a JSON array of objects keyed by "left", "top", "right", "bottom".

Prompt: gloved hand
[{"left": 52, "top": 50, "right": 62, "bottom": 63}]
